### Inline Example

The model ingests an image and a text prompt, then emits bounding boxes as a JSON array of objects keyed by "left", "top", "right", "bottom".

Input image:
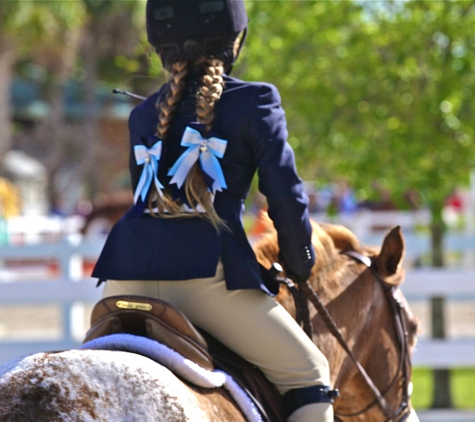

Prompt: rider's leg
[
  {"left": 405, "top": 408, "right": 420, "bottom": 422},
  {"left": 284, "top": 386, "right": 334, "bottom": 422},
  {"left": 103, "top": 262, "right": 334, "bottom": 422},
  {"left": 288, "top": 403, "right": 333, "bottom": 422}
]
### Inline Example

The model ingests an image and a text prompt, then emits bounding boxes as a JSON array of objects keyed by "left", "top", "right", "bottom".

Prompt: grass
[{"left": 411, "top": 368, "right": 475, "bottom": 409}]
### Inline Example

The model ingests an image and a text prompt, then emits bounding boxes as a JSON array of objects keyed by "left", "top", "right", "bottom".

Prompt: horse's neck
[{"left": 313, "top": 258, "right": 351, "bottom": 302}]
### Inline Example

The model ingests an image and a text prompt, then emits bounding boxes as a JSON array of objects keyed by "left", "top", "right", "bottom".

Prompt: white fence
[
  {"left": 312, "top": 209, "right": 433, "bottom": 238},
  {"left": 358, "top": 222, "right": 475, "bottom": 368},
  {"left": 402, "top": 270, "right": 475, "bottom": 368},
  {"left": 0, "top": 237, "right": 104, "bottom": 364},
  {"left": 1, "top": 230, "right": 475, "bottom": 367}
]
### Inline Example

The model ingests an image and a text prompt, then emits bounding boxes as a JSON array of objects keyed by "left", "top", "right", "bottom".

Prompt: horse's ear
[{"left": 375, "top": 226, "right": 405, "bottom": 279}]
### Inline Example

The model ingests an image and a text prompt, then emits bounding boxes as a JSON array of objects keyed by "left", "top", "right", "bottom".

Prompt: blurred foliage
[
  {"left": 238, "top": 0, "right": 475, "bottom": 219},
  {"left": 3, "top": 0, "right": 475, "bottom": 221},
  {"left": 411, "top": 367, "right": 475, "bottom": 409},
  {"left": 0, "top": 0, "right": 85, "bottom": 53}
]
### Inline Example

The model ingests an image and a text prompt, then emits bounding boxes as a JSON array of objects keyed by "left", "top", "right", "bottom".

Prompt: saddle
[
  {"left": 84, "top": 295, "right": 285, "bottom": 422},
  {"left": 83, "top": 295, "right": 213, "bottom": 371}
]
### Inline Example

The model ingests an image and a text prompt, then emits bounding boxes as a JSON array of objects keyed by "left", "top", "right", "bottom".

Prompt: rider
[{"left": 92, "top": 1, "right": 335, "bottom": 420}]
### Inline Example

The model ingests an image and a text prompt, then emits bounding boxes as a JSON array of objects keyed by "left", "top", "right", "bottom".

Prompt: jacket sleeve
[{"left": 248, "top": 83, "right": 316, "bottom": 276}]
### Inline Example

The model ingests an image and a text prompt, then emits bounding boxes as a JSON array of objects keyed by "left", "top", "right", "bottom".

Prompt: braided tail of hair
[
  {"left": 182, "top": 58, "right": 226, "bottom": 229},
  {"left": 196, "top": 58, "right": 224, "bottom": 133},
  {"left": 149, "top": 61, "right": 189, "bottom": 216},
  {"left": 157, "top": 61, "right": 189, "bottom": 140},
  {"left": 150, "top": 58, "right": 228, "bottom": 230}
]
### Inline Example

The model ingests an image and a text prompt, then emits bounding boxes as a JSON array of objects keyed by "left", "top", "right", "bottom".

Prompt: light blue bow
[
  {"left": 133, "top": 141, "right": 164, "bottom": 203},
  {"left": 168, "top": 127, "right": 228, "bottom": 193}
]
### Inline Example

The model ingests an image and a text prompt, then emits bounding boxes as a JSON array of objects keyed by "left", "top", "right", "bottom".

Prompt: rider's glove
[
  {"left": 259, "top": 263, "right": 285, "bottom": 295},
  {"left": 286, "top": 269, "right": 310, "bottom": 285},
  {"left": 279, "top": 253, "right": 310, "bottom": 285}
]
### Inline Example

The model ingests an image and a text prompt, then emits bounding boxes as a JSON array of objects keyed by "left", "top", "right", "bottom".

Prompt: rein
[{"left": 286, "top": 250, "right": 411, "bottom": 422}]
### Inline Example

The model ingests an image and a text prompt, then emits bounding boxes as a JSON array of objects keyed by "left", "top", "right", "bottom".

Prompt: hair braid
[
  {"left": 150, "top": 57, "right": 227, "bottom": 230},
  {"left": 196, "top": 58, "right": 225, "bottom": 134},
  {"left": 182, "top": 58, "right": 226, "bottom": 228},
  {"left": 157, "top": 61, "right": 189, "bottom": 140},
  {"left": 149, "top": 61, "right": 189, "bottom": 215}
]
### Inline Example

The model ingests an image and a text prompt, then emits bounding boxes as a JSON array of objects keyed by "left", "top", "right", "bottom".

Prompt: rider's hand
[
  {"left": 279, "top": 253, "right": 310, "bottom": 284},
  {"left": 259, "top": 263, "right": 285, "bottom": 295},
  {"left": 285, "top": 269, "right": 310, "bottom": 285}
]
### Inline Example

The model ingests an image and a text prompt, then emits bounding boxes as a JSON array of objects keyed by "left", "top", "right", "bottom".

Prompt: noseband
[{"left": 283, "top": 250, "right": 412, "bottom": 422}]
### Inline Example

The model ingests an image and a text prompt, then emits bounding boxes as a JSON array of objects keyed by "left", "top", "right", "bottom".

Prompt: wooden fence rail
[{"left": 1, "top": 234, "right": 475, "bottom": 367}]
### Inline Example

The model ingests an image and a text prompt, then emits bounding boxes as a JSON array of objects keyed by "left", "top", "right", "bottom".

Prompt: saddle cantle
[
  {"left": 84, "top": 294, "right": 285, "bottom": 422},
  {"left": 83, "top": 295, "right": 214, "bottom": 371}
]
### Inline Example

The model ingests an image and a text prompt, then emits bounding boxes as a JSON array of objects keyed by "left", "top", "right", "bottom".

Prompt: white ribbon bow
[
  {"left": 133, "top": 141, "right": 164, "bottom": 203},
  {"left": 168, "top": 127, "right": 228, "bottom": 194}
]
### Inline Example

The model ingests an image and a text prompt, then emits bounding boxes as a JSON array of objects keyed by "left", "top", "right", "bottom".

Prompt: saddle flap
[
  {"left": 199, "top": 329, "right": 286, "bottom": 422},
  {"left": 84, "top": 295, "right": 213, "bottom": 371}
]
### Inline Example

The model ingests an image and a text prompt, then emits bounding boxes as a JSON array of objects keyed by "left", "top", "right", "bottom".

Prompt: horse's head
[
  {"left": 340, "top": 225, "right": 420, "bottom": 421},
  {"left": 371, "top": 226, "right": 419, "bottom": 350},
  {"left": 254, "top": 221, "right": 420, "bottom": 421}
]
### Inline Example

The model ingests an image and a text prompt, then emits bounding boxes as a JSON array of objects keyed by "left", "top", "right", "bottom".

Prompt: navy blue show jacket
[{"left": 92, "top": 75, "right": 316, "bottom": 295}]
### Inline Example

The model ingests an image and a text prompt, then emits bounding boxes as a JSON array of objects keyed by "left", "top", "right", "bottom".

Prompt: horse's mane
[
  {"left": 253, "top": 220, "right": 365, "bottom": 314},
  {"left": 254, "top": 220, "right": 362, "bottom": 275}
]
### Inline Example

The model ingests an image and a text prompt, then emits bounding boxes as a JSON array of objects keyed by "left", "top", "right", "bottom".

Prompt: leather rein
[{"left": 282, "top": 250, "right": 412, "bottom": 422}]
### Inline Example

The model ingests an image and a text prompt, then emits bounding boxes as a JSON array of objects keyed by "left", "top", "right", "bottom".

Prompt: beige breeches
[{"left": 102, "top": 262, "right": 330, "bottom": 395}]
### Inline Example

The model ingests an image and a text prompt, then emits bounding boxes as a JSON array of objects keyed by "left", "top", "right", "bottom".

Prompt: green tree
[
  {"left": 12, "top": 1, "right": 86, "bottom": 210},
  {"left": 361, "top": 1, "right": 475, "bottom": 408},
  {"left": 240, "top": 0, "right": 475, "bottom": 408},
  {"left": 239, "top": 0, "right": 368, "bottom": 172},
  {"left": 12, "top": 1, "right": 144, "bottom": 208},
  {"left": 240, "top": 0, "right": 475, "bottom": 261},
  {"left": 346, "top": 1, "right": 475, "bottom": 266},
  {"left": 0, "top": 0, "right": 29, "bottom": 170},
  {"left": 73, "top": 0, "right": 143, "bottom": 199}
]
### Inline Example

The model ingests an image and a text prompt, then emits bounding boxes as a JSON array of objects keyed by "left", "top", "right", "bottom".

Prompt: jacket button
[{"left": 300, "top": 246, "right": 312, "bottom": 263}]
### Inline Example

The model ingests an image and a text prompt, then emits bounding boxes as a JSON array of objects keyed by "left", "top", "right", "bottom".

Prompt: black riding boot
[{"left": 284, "top": 385, "right": 339, "bottom": 422}]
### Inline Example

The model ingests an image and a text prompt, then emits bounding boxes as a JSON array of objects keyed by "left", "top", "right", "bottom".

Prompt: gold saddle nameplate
[{"left": 116, "top": 300, "right": 153, "bottom": 312}]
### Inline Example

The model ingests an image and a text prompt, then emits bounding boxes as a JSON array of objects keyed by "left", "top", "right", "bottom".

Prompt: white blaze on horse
[{"left": 0, "top": 222, "right": 420, "bottom": 422}]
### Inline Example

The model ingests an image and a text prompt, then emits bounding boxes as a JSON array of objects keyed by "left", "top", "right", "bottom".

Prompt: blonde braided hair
[
  {"left": 196, "top": 58, "right": 224, "bottom": 133},
  {"left": 148, "top": 61, "right": 189, "bottom": 216},
  {"left": 149, "top": 58, "right": 227, "bottom": 230},
  {"left": 157, "top": 61, "right": 189, "bottom": 140}
]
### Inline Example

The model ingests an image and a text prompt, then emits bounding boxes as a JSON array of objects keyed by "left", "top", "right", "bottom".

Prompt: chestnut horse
[
  {"left": 0, "top": 222, "right": 419, "bottom": 421},
  {"left": 254, "top": 222, "right": 420, "bottom": 421}
]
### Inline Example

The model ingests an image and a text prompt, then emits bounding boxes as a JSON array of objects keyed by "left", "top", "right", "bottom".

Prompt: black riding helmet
[{"left": 146, "top": 0, "right": 248, "bottom": 72}]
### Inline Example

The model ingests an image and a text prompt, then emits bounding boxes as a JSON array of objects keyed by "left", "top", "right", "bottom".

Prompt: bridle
[{"left": 282, "top": 250, "right": 412, "bottom": 422}]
